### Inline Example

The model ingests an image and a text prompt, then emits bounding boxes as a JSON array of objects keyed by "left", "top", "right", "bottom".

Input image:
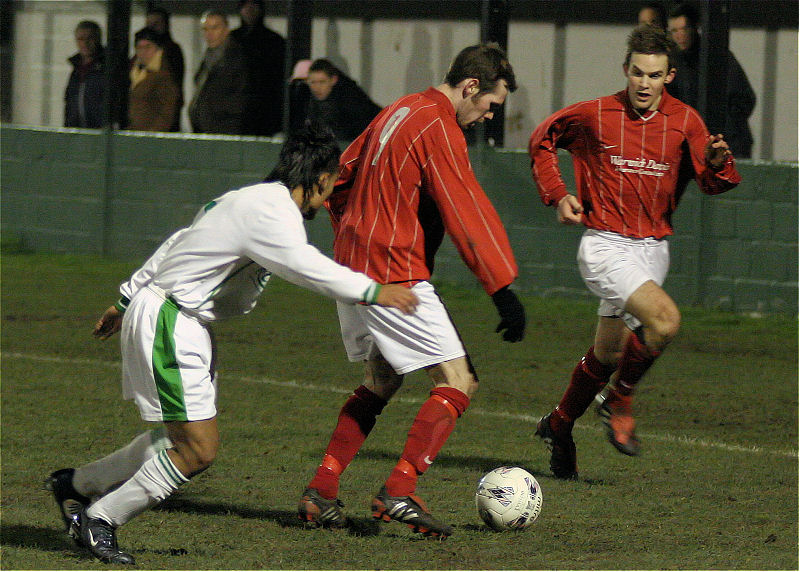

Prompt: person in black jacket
[
  {"left": 667, "top": 2, "right": 756, "bottom": 158},
  {"left": 231, "top": 0, "right": 286, "bottom": 136},
  {"left": 64, "top": 20, "right": 105, "bottom": 128},
  {"left": 189, "top": 11, "right": 249, "bottom": 134},
  {"left": 305, "top": 59, "right": 382, "bottom": 141}
]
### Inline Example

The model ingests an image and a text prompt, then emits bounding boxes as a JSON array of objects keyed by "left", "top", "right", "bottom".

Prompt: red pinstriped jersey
[
  {"left": 327, "top": 87, "right": 518, "bottom": 295},
  {"left": 529, "top": 89, "right": 741, "bottom": 239}
]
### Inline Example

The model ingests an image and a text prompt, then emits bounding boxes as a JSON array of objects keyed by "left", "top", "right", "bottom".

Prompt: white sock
[
  {"left": 87, "top": 449, "right": 189, "bottom": 527},
  {"left": 73, "top": 428, "right": 173, "bottom": 498}
]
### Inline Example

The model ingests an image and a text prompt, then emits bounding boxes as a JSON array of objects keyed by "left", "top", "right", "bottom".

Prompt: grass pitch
[{"left": 1, "top": 253, "right": 797, "bottom": 570}]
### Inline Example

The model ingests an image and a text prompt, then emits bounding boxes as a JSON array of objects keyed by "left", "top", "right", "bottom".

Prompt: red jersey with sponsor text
[
  {"left": 327, "top": 87, "right": 518, "bottom": 295},
  {"left": 529, "top": 89, "right": 740, "bottom": 239}
]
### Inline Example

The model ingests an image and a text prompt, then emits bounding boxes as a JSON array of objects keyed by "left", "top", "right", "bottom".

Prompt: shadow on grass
[
  {"left": 1, "top": 523, "right": 86, "bottom": 555},
  {"left": 153, "top": 497, "right": 383, "bottom": 537},
  {"left": 357, "top": 448, "right": 611, "bottom": 485}
]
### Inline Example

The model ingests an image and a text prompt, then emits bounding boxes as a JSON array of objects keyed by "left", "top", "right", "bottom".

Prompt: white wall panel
[
  {"left": 506, "top": 21, "right": 556, "bottom": 150},
  {"left": 773, "top": 28, "right": 798, "bottom": 161},
  {"left": 8, "top": 4, "right": 797, "bottom": 160}
]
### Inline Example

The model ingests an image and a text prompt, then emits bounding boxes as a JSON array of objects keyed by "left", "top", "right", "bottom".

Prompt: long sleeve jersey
[
  {"left": 529, "top": 89, "right": 741, "bottom": 239},
  {"left": 327, "top": 87, "right": 518, "bottom": 295},
  {"left": 118, "top": 182, "right": 377, "bottom": 321}
]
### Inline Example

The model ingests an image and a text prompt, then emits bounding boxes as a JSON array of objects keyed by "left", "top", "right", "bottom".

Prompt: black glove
[{"left": 491, "top": 286, "right": 526, "bottom": 342}]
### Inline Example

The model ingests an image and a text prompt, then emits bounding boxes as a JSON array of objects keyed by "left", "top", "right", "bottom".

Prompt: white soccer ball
[{"left": 475, "top": 466, "right": 543, "bottom": 531}]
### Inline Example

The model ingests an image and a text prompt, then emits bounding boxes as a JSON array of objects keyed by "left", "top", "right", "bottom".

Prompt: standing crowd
[
  {"left": 65, "top": 0, "right": 381, "bottom": 139},
  {"left": 50, "top": 1, "right": 748, "bottom": 564}
]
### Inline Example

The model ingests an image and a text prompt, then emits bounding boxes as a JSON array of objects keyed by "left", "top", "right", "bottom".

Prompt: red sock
[
  {"left": 385, "top": 387, "right": 469, "bottom": 497},
  {"left": 308, "top": 385, "right": 386, "bottom": 499},
  {"left": 551, "top": 346, "right": 616, "bottom": 431},
  {"left": 616, "top": 332, "right": 660, "bottom": 396}
]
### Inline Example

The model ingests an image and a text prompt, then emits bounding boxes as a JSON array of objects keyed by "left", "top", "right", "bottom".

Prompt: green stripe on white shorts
[{"left": 151, "top": 297, "right": 188, "bottom": 421}]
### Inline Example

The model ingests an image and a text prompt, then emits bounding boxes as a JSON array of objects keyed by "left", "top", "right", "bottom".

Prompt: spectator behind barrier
[
  {"left": 305, "top": 59, "right": 382, "bottom": 141},
  {"left": 667, "top": 2, "right": 756, "bottom": 158},
  {"left": 189, "top": 10, "right": 249, "bottom": 135},
  {"left": 64, "top": 20, "right": 105, "bottom": 128},
  {"left": 127, "top": 27, "right": 180, "bottom": 132},
  {"left": 637, "top": 2, "right": 667, "bottom": 30},
  {"left": 145, "top": 7, "right": 184, "bottom": 131},
  {"left": 231, "top": 0, "right": 287, "bottom": 136}
]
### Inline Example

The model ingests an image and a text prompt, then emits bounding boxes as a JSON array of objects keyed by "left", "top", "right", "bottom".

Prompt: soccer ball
[{"left": 475, "top": 466, "right": 543, "bottom": 531}]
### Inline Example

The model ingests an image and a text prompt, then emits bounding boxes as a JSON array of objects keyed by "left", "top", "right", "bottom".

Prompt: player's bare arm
[
  {"left": 93, "top": 305, "right": 123, "bottom": 340},
  {"left": 705, "top": 134, "right": 732, "bottom": 168},
  {"left": 557, "top": 194, "right": 584, "bottom": 225},
  {"left": 375, "top": 284, "right": 419, "bottom": 315}
]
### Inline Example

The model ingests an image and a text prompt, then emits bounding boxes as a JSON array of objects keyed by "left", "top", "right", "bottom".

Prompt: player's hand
[
  {"left": 93, "top": 305, "right": 123, "bottom": 340},
  {"left": 491, "top": 286, "right": 526, "bottom": 342},
  {"left": 557, "top": 194, "right": 583, "bottom": 225},
  {"left": 375, "top": 284, "right": 419, "bottom": 315},
  {"left": 705, "top": 134, "right": 732, "bottom": 168}
]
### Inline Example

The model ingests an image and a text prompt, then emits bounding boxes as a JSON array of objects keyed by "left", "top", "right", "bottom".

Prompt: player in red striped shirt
[
  {"left": 529, "top": 25, "right": 740, "bottom": 479},
  {"left": 298, "top": 44, "right": 526, "bottom": 538}
]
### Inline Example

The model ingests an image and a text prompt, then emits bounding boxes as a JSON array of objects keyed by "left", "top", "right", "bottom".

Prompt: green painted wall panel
[{"left": 1, "top": 126, "right": 796, "bottom": 313}]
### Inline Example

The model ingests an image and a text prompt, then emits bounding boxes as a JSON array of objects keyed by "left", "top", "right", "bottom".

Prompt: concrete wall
[
  {"left": 2, "top": 125, "right": 796, "bottom": 314},
  {"left": 8, "top": 2, "right": 799, "bottom": 161}
]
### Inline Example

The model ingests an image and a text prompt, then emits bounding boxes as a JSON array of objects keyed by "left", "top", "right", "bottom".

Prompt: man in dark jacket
[
  {"left": 667, "top": 2, "right": 756, "bottom": 158},
  {"left": 231, "top": 0, "right": 286, "bottom": 136},
  {"left": 189, "top": 11, "right": 249, "bottom": 135},
  {"left": 305, "top": 59, "right": 382, "bottom": 141},
  {"left": 64, "top": 20, "right": 105, "bottom": 128}
]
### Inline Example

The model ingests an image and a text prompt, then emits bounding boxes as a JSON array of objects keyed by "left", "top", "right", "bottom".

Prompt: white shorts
[
  {"left": 578, "top": 229, "right": 670, "bottom": 330},
  {"left": 121, "top": 286, "right": 217, "bottom": 422},
  {"left": 336, "top": 281, "right": 466, "bottom": 375}
]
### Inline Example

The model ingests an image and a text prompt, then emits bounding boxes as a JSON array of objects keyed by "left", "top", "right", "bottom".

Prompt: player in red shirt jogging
[
  {"left": 298, "top": 44, "right": 526, "bottom": 538},
  {"left": 529, "top": 25, "right": 740, "bottom": 479}
]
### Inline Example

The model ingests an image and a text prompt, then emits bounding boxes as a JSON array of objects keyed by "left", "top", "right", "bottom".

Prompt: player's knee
[
  {"left": 594, "top": 346, "right": 623, "bottom": 367},
  {"left": 428, "top": 363, "right": 478, "bottom": 397},
  {"left": 647, "top": 307, "right": 681, "bottom": 351},
  {"left": 194, "top": 446, "right": 217, "bottom": 472}
]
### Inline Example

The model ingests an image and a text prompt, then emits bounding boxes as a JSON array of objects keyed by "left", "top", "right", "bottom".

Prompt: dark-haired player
[
  {"left": 529, "top": 25, "right": 740, "bottom": 479},
  {"left": 299, "top": 44, "right": 526, "bottom": 538},
  {"left": 44, "top": 122, "right": 418, "bottom": 564}
]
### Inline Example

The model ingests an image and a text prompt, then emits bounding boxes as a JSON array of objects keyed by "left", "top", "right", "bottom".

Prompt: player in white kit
[{"left": 44, "top": 122, "right": 418, "bottom": 565}]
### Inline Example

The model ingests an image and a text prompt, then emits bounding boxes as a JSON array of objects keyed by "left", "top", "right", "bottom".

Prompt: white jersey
[{"left": 118, "top": 182, "right": 376, "bottom": 322}]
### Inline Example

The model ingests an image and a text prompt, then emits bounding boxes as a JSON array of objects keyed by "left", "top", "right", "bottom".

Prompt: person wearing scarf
[{"left": 128, "top": 27, "right": 180, "bottom": 132}]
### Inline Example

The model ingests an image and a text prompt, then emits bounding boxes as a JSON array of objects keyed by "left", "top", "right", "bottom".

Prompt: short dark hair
[
  {"left": 308, "top": 59, "right": 340, "bottom": 78},
  {"left": 75, "top": 20, "right": 102, "bottom": 43},
  {"left": 264, "top": 120, "right": 341, "bottom": 208},
  {"left": 146, "top": 7, "right": 170, "bottom": 32},
  {"left": 238, "top": 0, "right": 265, "bottom": 9},
  {"left": 639, "top": 2, "right": 667, "bottom": 29},
  {"left": 669, "top": 2, "right": 700, "bottom": 28},
  {"left": 625, "top": 24, "right": 678, "bottom": 69},
  {"left": 134, "top": 27, "right": 165, "bottom": 47},
  {"left": 444, "top": 43, "right": 517, "bottom": 94}
]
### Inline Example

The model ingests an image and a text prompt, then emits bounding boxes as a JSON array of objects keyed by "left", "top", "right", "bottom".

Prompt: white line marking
[{"left": 5, "top": 351, "right": 797, "bottom": 459}]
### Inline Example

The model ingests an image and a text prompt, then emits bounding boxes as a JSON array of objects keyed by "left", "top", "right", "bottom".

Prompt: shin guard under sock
[
  {"left": 552, "top": 346, "right": 616, "bottom": 431},
  {"left": 73, "top": 427, "right": 173, "bottom": 499},
  {"left": 616, "top": 331, "right": 660, "bottom": 396},
  {"left": 308, "top": 385, "right": 387, "bottom": 499},
  {"left": 87, "top": 449, "right": 189, "bottom": 527},
  {"left": 385, "top": 387, "right": 469, "bottom": 497}
]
